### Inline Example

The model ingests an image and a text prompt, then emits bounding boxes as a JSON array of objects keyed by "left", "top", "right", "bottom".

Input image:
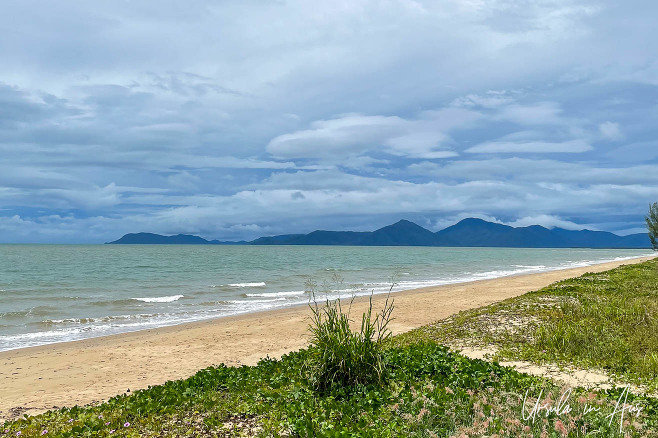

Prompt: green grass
[
  {"left": 3, "top": 260, "right": 658, "bottom": 437},
  {"left": 393, "top": 259, "right": 658, "bottom": 390},
  {"left": 306, "top": 285, "right": 394, "bottom": 393}
]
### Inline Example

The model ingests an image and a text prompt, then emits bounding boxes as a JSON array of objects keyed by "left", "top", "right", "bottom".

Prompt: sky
[{"left": 1, "top": 0, "right": 657, "bottom": 243}]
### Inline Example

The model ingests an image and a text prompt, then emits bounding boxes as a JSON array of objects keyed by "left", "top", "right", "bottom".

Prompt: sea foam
[
  {"left": 245, "top": 290, "right": 306, "bottom": 298},
  {"left": 133, "top": 295, "right": 184, "bottom": 303},
  {"left": 227, "top": 282, "right": 266, "bottom": 288}
]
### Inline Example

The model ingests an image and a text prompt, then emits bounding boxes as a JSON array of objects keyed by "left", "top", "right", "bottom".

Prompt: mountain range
[{"left": 107, "top": 218, "right": 652, "bottom": 248}]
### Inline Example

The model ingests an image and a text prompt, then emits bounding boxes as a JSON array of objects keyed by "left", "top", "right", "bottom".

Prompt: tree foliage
[{"left": 646, "top": 202, "right": 658, "bottom": 250}]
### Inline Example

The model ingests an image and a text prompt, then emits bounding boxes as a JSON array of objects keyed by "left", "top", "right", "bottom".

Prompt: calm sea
[{"left": 0, "top": 245, "right": 652, "bottom": 352}]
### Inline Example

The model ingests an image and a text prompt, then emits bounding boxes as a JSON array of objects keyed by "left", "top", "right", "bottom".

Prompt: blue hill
[
  {"left": 107, "top": 219, "right": 652, "bottom": 248},
  {"left": 106, "top": 233, "right": 246, "bottom": 245}
]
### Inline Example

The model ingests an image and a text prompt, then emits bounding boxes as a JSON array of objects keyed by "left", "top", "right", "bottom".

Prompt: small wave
[
  {"left": 245, "top": 290, "right": 306, "bottom": 298},
  {"left": 87, "top": 298, "right": 139, "bottom": 307},
  {"left": 467, "top": 267, "right": 544, "bottom": 280},
  {"left": 198, "top": 300, "right": 231, "bottom": 306},
  {"left": 230, "top": 298, "right": 286, "bottom": 304},
  {"left": 324, "top": 267, "right": 364, "bottom": 272},
  {"left": 133, "top": 295, "right": 184, "bottom": 303},
  {"left": 396, "top": 280, "right": 450, "bottom": 290},
  {"left": 41, "top": 317, "right": 98, "bottom": 326},
  {"left": 36, "top": 313, "right": 161, "bottom": 327},
  {"left": 362, "top": 282, "right": 391, "bottom": 287},
  {"left": 0, "top": 306, "right": 56, "bottom": 319},
  {"left": 1, "top": 312, "right": 199, "bottom": 350},
  {"left": 0, "top": 311, "right": 28, "bottom": 320},
  {"left": 227, "top": 282, "right": 266, "bottom": 288}
]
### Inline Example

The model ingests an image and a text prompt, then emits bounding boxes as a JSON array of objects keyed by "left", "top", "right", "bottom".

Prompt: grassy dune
[
  {"left": 394, "top": 259, "right": 658, "bottom": 390},
  {"left": 2, "top": 260, "right": 658, "bottom": 437}
]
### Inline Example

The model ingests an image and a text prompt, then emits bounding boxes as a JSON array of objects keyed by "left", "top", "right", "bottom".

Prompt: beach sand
[{"left": 0, "top": 256, "right": 654, "bottom": 421}]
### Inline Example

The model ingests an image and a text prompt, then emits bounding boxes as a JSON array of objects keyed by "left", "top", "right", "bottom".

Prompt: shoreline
[
  {"left": 1, "top": 252, "right": 652, "bottom": 354},
  {"left": 1, "top": 255, "right": 655, "bottom": 421}
]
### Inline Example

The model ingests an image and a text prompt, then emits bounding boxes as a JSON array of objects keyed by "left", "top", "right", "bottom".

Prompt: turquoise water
[{"left": 0, "top": 245, "right": 652, "bottom": 352}]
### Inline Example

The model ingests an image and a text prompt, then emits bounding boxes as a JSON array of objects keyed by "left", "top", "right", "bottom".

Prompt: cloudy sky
[{"left": 1, "top": 0, "right": 657, "bottom": 243}]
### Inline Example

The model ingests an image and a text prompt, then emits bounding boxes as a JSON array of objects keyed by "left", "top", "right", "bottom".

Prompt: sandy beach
[{"left": 0, "top": 256, "right": 654, "bottom": 421}]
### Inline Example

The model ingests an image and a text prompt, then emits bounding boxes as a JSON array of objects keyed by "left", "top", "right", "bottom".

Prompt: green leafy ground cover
[
  {"left": 3, "top": 260, "right": 658, "bottom": 437},
  {"left": 3, "top": 344, "right": 656, "bottom": 437},
  {"left": 393, "top": 259, "right": 658, "bottom": 391}
]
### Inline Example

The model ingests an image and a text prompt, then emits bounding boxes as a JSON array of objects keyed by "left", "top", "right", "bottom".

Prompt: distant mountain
[
  {"left": 434, "top": 218, "right": 648, "bottom": 248},
  {"left": 249, "top": 220, "right": 437, "bottom": 246},
  {"left": 249, "top": 234, "right": 306, "bottom": 245},
  {"left": 286, "top": 230, "right": 371, "bottom": 245},
  {"left": 368, "top": 220, "right": 443, "bottom": 246},
  {"left": 106, "top": 232, "right": 246, "bottom": 245},
  {"left": 107, "top": 219, "right": 653, "bottom": 248}
]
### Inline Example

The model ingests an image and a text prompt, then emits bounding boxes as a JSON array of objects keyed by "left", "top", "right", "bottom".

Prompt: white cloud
[
  {"left": 407, "top": 158, "right": 658, "bottom": 186},
  {"left": 465, "top": 139, "right": 592, "bottom": 154},
  {"left": 599, "top": 121, "right": 623, "bottom": 141},
  {"left": 167, "top": 171, "right": 201, "bottom": 191},
  {"left": 496, "top": 102, "right": 564, "bottom": 125},
  {"left": 267, "top": 114, "right": 404, "bottom": 159},
  {"left": 429, "top": 212, "right": 589, "bottom": 232},
  {"left": 451, "top": 90, "right": 517, "bottom": 108},
  {"left": 3, "top": 162, "right": 658, "bottom": 242},
  {"left": 506, "top": 214, "right": 588, "bottom": 230},
  {"left": 266, "top": 110, "right": 476, "bottom": 160}
]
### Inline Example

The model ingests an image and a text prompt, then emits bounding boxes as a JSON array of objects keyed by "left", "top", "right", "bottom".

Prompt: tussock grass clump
[{"left": 305, "top": 279, "right": 394, "bottom": 392}]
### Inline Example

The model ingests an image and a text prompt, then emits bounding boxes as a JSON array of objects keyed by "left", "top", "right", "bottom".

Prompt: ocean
[{"left": 0, "top": 245, "right": 652, "bottom": 352}]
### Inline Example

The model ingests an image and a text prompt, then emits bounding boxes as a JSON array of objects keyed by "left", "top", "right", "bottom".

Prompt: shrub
[
  {"left": 305, "top": 279, "right": 394, "bottom": 393},
  {"left": 647, "top": 201, "right": 658, "bottom": 250}
]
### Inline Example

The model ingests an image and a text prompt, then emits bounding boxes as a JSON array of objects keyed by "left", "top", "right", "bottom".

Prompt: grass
[
  {"left": 305, "top": 278, "right": 394, "bottom": 392},
  {"left": 393, "top": 258, "right": 658, "bottom": 390},
  {"left": 2, "top": 260, "right": 658, "bottom": 437}
]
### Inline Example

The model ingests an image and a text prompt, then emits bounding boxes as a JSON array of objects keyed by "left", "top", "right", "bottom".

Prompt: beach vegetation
[
  {"left": 2, "top": 342, "right": 656, "bottom": 437},
  {"left": 305, "top": 279, "right": 394, "bottom": 392},
  {"left": 393, "top": 258, "right": 658, "bottom": 390},
  {"left": 3, "top": 263, "right": 658, "bottom": 436},
  {"left": 647, "top": 201, "right": 658, "bottom": 250}
]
